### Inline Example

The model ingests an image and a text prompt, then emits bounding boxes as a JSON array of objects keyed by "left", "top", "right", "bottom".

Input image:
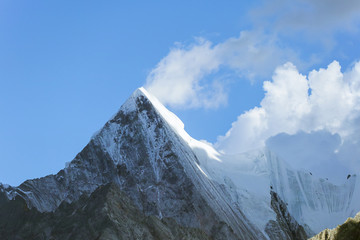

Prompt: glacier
[{"left": 195, "top": 147, "right": 360, "bottom": 235}]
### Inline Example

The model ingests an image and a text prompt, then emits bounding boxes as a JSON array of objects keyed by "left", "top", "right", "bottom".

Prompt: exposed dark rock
[
  {"left": 0, "top": 183, "right": 210, "bottom": 240},
  {"left": 265, "top": 191, "right": 308, "bottom": 240}
]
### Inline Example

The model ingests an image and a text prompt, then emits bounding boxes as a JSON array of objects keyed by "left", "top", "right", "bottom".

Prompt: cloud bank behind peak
[{"left": 216, "top": 61, "right": 360, "bottom": 183}]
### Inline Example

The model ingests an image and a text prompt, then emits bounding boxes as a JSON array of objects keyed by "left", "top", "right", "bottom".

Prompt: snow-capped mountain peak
[{"left": 1, "top": 88, "right": 358, "bottom": 239}]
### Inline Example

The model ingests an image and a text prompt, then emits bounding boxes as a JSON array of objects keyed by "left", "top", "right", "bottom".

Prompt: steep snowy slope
[
  {"left": 267, "top": 151, "right": 359, "bottom": 234},
  {"left": 195, "top": 146, "right": 360, "bottom": 236}
]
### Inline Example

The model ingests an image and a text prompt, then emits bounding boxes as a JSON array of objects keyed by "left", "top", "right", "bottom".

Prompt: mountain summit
[{"left": 0, "top": 88, "right": 359, "bottom": 239}]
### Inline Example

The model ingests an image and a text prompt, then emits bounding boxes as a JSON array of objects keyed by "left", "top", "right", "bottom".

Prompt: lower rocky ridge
[
  {"left": 0, "top": 183, "right": 212, "bottom": 240},
  {"left": 310, "top": 211, "right": 360, "bottom": 240},
  {"left": 265, "top": 191, "right": 309, "bottom": 240}
]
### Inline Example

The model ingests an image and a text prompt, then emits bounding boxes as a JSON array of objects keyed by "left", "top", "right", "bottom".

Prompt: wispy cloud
[
  {"left": 252, "top": 0, "right": 360, "bottom": 33},
  {"left": 145, "top": 31, "right": 298, "bottom": 109},
  {"left": 145, "top": 0, "right": 360, "bottom": 109},
  {"left": 145, "top": 39, "right": 224, "bottom": 109}
]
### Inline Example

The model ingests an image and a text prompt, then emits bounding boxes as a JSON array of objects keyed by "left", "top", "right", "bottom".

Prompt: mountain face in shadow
[{"left": 0, "top": 183, "right": 212, "bottom": 240}]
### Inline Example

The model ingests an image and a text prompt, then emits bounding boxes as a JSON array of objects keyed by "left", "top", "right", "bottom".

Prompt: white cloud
[
  {"left": 145, "top": 0, "right": 360, "bottom": 110},
  {"left": 145, "top": 39, "right": 223, "bottom": 109},
  {"left": 216, "top": 61, "right": 360, "bottom": 158},
  {"left": 145, "top": 31, "right": 298, "bottom": 109},
  {"left": 216, "top": 60, "right": 360, "bottom": 182},
  {"left": 307, "top": 61, "right": 354, "bottom": 133},
  {"left": 216, "top": 62, "right": 310, "bottom": 152},
  {"left": 252, "top": 0, "right": 360, "bottom": 34},
  {"left": 249, "top": 0, "right": 360, "bottom": 53}
]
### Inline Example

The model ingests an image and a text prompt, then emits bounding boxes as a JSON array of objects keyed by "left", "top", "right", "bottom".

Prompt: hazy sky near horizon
[{"left": 1, "top": 0, "right": 360, "bottom": 185}]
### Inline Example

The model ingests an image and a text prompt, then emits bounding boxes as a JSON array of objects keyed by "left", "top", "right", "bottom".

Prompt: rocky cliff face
[
  {"left": 310, "top": 211, "right": 360, "bottom": 240},
  {"left": 265, "top": 191, "right": 308, "bottom": 240}
]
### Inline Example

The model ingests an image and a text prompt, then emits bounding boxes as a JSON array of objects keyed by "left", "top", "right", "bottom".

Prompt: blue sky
[{"left": 1, "top": 0, "right": 360, "bottom": 185}]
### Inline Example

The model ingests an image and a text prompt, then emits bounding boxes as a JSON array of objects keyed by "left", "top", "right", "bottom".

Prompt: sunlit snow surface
[{"left": 140, "top": 87, "right": 360, "bottom": 235}]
